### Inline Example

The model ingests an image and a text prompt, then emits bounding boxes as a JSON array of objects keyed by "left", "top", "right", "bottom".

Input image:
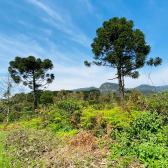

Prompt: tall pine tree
[
  {"left": 8, "top": 56, "right": 55, "bottom": 109},
  {"left": 85, "top": 17, "right": 162, "bottom": 104}
]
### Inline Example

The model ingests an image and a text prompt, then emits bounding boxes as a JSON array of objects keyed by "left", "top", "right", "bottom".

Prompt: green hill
[
  {"left": 99, "top": 82, "right": 119, "bottom": 95},
  {"left": 72, "top": 82, "right": 120, "bottom": 95},
  {"left": 72, "top": 86, "right": 98, "bottom": 92},
  {"left": 72, "top": 83, "right": 168, "bottom": 95},
  {"left": 135, "top": 84, "right": 168, "bottom": 94}
]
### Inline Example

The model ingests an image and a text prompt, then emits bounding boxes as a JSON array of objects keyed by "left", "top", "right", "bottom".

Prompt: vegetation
[
  {"left": 1, "top": 88, "right": 168, "bottom": 167},
  {"left": 72, "top": 86, "right": 98, "bottom": 92},
  {"left": 0, "top": 16, "right": 167, "bottom": 167},
  {"left": 8, "top": 56, "right": 54, "bottom": 109},
  {"left": 85, "top": 17, "right": 162, "bottom": 103}
]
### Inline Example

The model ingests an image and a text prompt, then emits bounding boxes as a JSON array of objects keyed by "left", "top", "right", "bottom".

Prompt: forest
[{"left": 0, "top": 17, "right": 168, "bottom": 167}]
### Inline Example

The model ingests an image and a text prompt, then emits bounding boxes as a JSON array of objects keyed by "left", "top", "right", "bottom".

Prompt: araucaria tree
[
  {"left": 85, "top": 17, "right": 162, "bottom": 104},
  {"left": 8, "top": 56, "right": 55, "bottom": 109}
]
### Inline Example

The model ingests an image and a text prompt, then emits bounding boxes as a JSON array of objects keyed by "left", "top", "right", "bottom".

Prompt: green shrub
[
  {"left": 127, "top": 111, "right": 162, "bottom": 139},
  {"left": 40, "top": 91, "right": 54, "bottom": 104},
  {"left": 109, "top": 111, "right": 168, "bottom": 167},
  {"left": 81, "top": 106, "right": 142, "bottom": 130}
]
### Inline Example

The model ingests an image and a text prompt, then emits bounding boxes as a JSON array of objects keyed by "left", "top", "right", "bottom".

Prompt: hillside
[
  {"left": 72, "top": 83, "right": 168, "bottom": 95},
  {"left": 72, "top": 86, "right": 98, "bottom": 92},
  {"left": 71, "top": 82, "right": 119, "bottom": 95},
  {"left": 135, "top": 84, "right": 168, "bottom": 94},
  {"left": 99, "top": 82, "right": 119, "bottom": 95}
]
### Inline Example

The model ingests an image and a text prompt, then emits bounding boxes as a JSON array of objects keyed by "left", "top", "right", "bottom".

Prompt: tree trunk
[
  {"left": 118, "top": 69, "right": 124, "bottom": 105},
  {"left": 33, "top": 76, "right": 37, "bottom": 110},
  {"left": 7, "top": 74, "right": 10, "bottom": 122},
  {"left": 122, "top": 74, "right": 125, "bottom": 98},
  {"left": 7, "top": 106, "right": 9, "bottom": 122}
]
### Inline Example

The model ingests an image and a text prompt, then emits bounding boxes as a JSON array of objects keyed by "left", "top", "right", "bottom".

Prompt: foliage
[
  {"left": 53, "top": 90, "right": 76, "bottom": 102},
  {"left": 40, "top": 90, "right": 54, "bottom": 105},
  {"left": 76, "top": 89, "right": 100, "bottom": 101},
  {"left": 81, "top": 106, "right": 141, "bottom": 131},
  {"left": 20, "top": 117, "right": 42, "bottom": 129},
  {"left": 127, "top": 111, "right": 162, "bottom": 139},
  {"left": 8, "top": 56, "right": 54, "bottom": 109},
  {"left": 127, "top": 90, "right": 168, "bottom": 118},
  {"left": 108, "top": 111, "right": 168, "bottom": 167},
  {"left": 1, "top": 86, "right": 168, "bottom": 167},
  {"left": 146, "top": 90, "right": 168, "bottom": 116},
  {"left": 52, "top": 99, "right": 84, "bottom": 128},
  {"left": 85, "top": 17, "right": 162, "bottom": 103}
]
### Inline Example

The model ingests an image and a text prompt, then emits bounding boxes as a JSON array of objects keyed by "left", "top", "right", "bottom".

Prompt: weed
[
  {"left": 107, "top": 162, "right": 113, "bottom": 167},
  {"left": 86, "top": 156, "right": 93, "bottom": 162}
]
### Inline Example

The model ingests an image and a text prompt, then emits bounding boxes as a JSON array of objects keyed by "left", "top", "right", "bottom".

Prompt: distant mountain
[
  {"left": 135, "top": 84, "right": 168, "bottom": 94},
  {"left": 72, "top": 86, "right": 98, "bottom": 92},
  {"left": 99, "top": 82, "right": 119, "bottom": 95},
  {"left": 72, "top": 82, "right": 120, "bottom": 95},
  {"left": 71, "top": 83, "right": 168, "bottom": 95},
  {"left": 154, "top": 85, "right": 168, "bottom": 92}
]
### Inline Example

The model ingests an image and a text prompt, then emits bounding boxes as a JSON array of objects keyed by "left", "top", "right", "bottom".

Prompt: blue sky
[{"left": 0, "top": 0, "right": 168, "bottom": 91}]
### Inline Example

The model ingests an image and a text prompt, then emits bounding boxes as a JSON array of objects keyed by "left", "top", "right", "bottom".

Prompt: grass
[
  {"left": 3, "top": 129, "right": 63, "bottom": 167},
  {"left": 0, "top": 133, "right": 149, "bottom": 168},
  {"left": 0, "top": 129, "right": 117, "bottom": 167},
  {"left": 0, "top": 131, "right": 12, "bottom": 168}
]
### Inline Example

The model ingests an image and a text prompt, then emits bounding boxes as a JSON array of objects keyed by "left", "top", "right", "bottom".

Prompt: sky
[{"left": 0, "top": 0, "right": 168, "bottom": 92}]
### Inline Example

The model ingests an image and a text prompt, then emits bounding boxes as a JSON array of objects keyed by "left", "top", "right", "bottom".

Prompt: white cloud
[
  {"left": 48, "top": 65, "right": 114, "bottom": 90},
  {"left": 84, "top": 0, "right": 94, "bottom": 12},
  {"left": 1, "top": 32, "right": 167, "bottom": 91},
  {"left": 27, "top": 0, "right": 64, "bottom": 23},
  {"left": 123, "top": 66, "right": 168, "bottom": 88},
  {"left": 39, "top": 28, "right": 52, "bottom": 35},
  {"left": 17, "top": 20, "right": 52, "bottom": 35},
  {"left": 47, "top": 64, "right": 168, "bottom": 91},
  {"left": 0, "top": 34, "right": 44, "bottom": 59},
  {"left": 69, "top": 33, "right": 92, "bottom": 48},
  {"left": 0, "top": 32, "right": 107, "bottom": 91},
  {"left": 42, "top": 18, "right": 92, "bottom": 48},
  {"left": 0, "top": 31, "right": 167, "bottom": 91},
  {"left": 18, "top": 20, "right": 28, "bottom": 26},
  {"left": 27, "top": 0, "right": 92, "bottom": 47},
  {"left": 77, "top": 0, "right": 95, "bottom": 12}
]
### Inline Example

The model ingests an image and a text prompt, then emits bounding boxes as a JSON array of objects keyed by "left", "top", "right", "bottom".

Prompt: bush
[
  {"left": 81, "top": 106, "right": 142, "bottom": 131},
  {"left": 40, "top": 91, "right": 54, "bottom": 104},
  {"left": 127, "top": 111, "right": 163, "bottom": 139},
  {"left": 109, "top": 111, "right": 168, "bottom": 167}
]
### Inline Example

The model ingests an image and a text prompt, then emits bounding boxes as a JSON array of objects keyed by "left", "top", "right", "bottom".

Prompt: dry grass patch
[{"left": 69, "top": 130, "right": 99, "bottom": 150}]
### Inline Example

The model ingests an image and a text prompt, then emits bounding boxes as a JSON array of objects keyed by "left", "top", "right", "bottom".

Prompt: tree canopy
[
  {"left": 85, "top": 17, "right": 162, "bottom": 103},
  {"left": 8, "top": 56, "right": 55, "bottom": 109},
  {"left": 40, "top": 90, "right": 54, "bottom": 105}
]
